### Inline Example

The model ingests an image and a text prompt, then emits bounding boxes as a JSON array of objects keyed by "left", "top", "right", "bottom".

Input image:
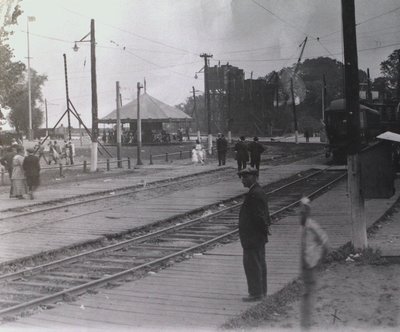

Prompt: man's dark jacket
[
  {"left": 248, "top": 141, "right": 265, "bottom": 161},
  {"left": 234, "top": 140, "right": 249, "bottom": 162},
  {"left": 239, "top": 183, "right": 271, "bottom": 249},
  {"left": 216, "top": 137, "right": 228, "bottom": 152},
  {"left": 22, "top": 155, "right": 40, "bottom": 178}
]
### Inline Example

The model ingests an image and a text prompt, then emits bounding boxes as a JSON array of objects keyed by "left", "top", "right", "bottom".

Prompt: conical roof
[{"left": 100, "top": 93, "right": 191, "bottom": 123}]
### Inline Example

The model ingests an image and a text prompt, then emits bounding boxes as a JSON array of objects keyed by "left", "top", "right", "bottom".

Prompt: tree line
[
  {"left": 0, "top": 2, "right": 46, "bottom": 135},
  {"left": 180, "top": 51, "right": 400, "bottom": 136}
]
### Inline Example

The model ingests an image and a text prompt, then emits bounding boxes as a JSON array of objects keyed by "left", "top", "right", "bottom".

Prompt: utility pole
[
  {"left": 116, "top": 81, "right": 122, "bottom": 168},
  {"left": 26, "top": 17, "right": 33, "bottom": 141},
  {"left": 367, "top": 68, "right": 372, "bottom": 102},
  {"left": 63, "top": 54, "right": 72, "bottom": 141},
  {"left": 90, "top": 18, "right": 98, "bottom": 172},
  {"left": 322, "top": 74, "right": 326, "bottom": 121},
  {"left": 192, "top": 86, "right": 201, "bottom": 141},
  {"left": 200, "top": 53, "right": 213, "bottom": 154},
  {"left": 227, "top": 66, "right": 232, "bottom": 143},
  {"left": 136, "top": 82, "right": 143, "bottom": 165},
  {"left": 45, "top": 99, "right": 48, "bottom": 138},
  {"left": 342, "top": 0, "right": 367, "bottom": 250},
  {"left": 397, "top": 51, "right": 400, "bottom": 101},
  {"left": 290, "top": 78, "right": 299, "bottom": 143}
]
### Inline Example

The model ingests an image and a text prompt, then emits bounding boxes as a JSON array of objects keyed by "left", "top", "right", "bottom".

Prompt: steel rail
[
  {"left": 0, "top": 167, "right": 232, "bottom": 222},
  {"left": 0, "top": 170, "right": 346, "bottom": 318},
  {"left": 0, "top": 167, "right": 340, "bottom": 284}
]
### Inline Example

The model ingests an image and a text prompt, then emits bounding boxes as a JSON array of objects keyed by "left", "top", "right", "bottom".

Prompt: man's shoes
[{"left": 242, "top": 295, "right": 263, "bottom": 302}]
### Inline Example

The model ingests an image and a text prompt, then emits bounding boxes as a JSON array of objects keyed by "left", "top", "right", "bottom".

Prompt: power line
[
  {"left": 215, "top": 40, "right": 400, "bottom": 63},
  {"left": 318, "top": 5, "right": 400, "bottom": 40},
  {"left": 46, "top": 59, "right": 202, "bottom": 83},
  {"left": 57, "top": 4, "right": 198, "bottom": 56},
  {"left": 356, "top": 4, "right": 400, "bottom": 26},
  {"left": 250, "top": 0, "right": 317, "bottom": 39}
]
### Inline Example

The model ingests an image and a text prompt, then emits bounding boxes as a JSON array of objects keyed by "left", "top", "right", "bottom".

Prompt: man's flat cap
[
  {"left": 26, "top": 148, "right": 34, "bottom": 153},
  {"left": 238, "top": 167, "right": 258, "bottom": 176}
]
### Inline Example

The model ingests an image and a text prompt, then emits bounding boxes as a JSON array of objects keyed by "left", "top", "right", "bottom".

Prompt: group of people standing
[
  {"left": 215, "top": 135, "right": 265, "bottom": 172},
  {"left": 192, "top": 134, "right": 266, "bottom": 170},
  {"left": 47, "top": 140, "right": 74, "bottom": 165},
  {"left": 0, "top": 145, "right": 40, "bottom": 200}
]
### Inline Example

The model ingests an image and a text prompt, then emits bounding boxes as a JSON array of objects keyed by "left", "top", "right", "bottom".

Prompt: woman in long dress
[{"left": 11, "top": 146, "right": 27, "bottom": 199}]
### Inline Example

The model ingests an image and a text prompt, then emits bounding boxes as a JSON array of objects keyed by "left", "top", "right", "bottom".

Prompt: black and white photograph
[{"left": 0, "top": 0, "right": 399, "bottom": 331}]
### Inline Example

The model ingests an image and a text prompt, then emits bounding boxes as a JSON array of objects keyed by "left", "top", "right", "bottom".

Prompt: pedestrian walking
[
  {"left": 48, "top": 141, "right": 59, "bottom": 165},
  {"left": 238, "top": 167, "right": 271, "bottom": 302},
  {"left": 61, "top": 140, "right": 72, "bottom": 165},
  {"left": 234, "top": 136, "right": 249, "bottom": 172},
  {"left": 299, "top": 197, "right": 329, "bottom": 330},
  {"left": 0, "top": 146, "right": 16, "bottom": 179},
  {"left": 10, "top": 146, "right": 27, "bottom": 199},
  {"left": 23, "top": 148, "right": 40, "bottom": 200},
  {"left": 216, "top": 133, "right": 228, "bottom": 166},
  {"left": 0, "top": 146, "right": 17, "bottom": 197},
  {"left": 248, "top": 136, "right": 265, "bottom": 172},
  {"left": 35, "top": 141, "right": 48, "bottom": 164}
]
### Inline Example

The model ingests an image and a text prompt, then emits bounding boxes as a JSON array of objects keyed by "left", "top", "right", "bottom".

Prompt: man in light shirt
[{"left": 300, "top": 197, "right": 329, "bottom": 329}]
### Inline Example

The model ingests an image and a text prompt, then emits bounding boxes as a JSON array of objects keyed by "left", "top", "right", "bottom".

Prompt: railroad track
[
  {"left": 0, "top": 167, "right": 233, "bottom": 218},
  {"left": 0, "top": 152, "right": 325, "bottom": 239},
  {"left": 0, "top": 147, "right": 322, "bottom": 219},
  {"left": 0, "top": 168, "right": 345, "bottom": 319}
]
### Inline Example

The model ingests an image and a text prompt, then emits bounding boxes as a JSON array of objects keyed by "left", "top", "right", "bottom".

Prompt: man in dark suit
[
  {"left": 216, "top": 133, "right": 228, "bottom": 166},
  {"left": 238, "top": 167, "right": 271, "bottom": 302},
  {"left": 248, "top": 136, "right": 265, "bottom": 172},
  {"left": 234, "top": 136, "right": 249, "bottom": 172}
]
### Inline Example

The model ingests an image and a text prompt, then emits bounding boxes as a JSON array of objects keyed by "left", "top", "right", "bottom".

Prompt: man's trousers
[{"left": 243, "top": 246, "right": 267, "bottom": 297}]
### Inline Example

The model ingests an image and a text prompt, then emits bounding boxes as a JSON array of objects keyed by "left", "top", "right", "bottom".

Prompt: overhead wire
[
  {"left": 356, "top": 4, "right": 400, "bottom": 26},
  {"left": 56, "top": 3, "right": 198, "bottom": 56},
  {"left": 250, "top": 0, "right": 317, "bottom": 40}
]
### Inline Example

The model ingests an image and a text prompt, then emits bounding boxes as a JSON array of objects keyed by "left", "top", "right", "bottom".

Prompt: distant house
[{"left": 99, "top": 92, "right": 191, "bottom": 143}]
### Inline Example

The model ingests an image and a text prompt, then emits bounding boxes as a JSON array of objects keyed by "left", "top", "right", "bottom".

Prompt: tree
[
  {"left": 7, "top": 69, "right": 47, "bottom": 133},
  {"left": 0, "top": 2, "right": 47, "bottom": 134},
  {"left": 0, "top": 2, "right": 25, "bottom": 118},
  {"left": 379, "top": 49, "right": 400, "bottom": 99}
]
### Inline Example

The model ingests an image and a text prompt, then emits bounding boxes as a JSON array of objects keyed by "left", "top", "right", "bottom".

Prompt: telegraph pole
[
  {"left": 63, "top": 54, "right": 72, "bottom": 141},
  {"left": 397, "top": 51, "right": 400, "bottom": 101},
  {"left": 227, "top": 66, "right": 232, "bottom": 143},
  {"left": 90, "top": 18, "right": 98, "bottom": 172},
  {"left": 192, "top": 86, "right": 201, "bottom": 141},
  {"left": 116, "top": 81, "right": 122, "bottom": 168},
  {"left": 322, "top": 74, "right": 326, "bottom": 121},
  {"left": 200, "top": 53, "right": 213, "bottom": 154},
  {"left": 136, "top": 82, "right": 143, "bottom": 165},
  {"left": 45, "top": 99, "right": 48, "bottom": 138},
  {"left": 367, "top": 69, "right": 372, "bottom": 102},
  {"left": 342, "top": 0, "right": 367, "bottom": 249},
  {"left": 290, "top": 78, "right": 299, "bottom": 143},
  {"left": 27, "top": 18, "right": 33, "bottom": 140}
]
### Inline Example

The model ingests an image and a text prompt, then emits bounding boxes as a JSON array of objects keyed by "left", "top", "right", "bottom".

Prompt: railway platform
[{"left": 1, "top": 155, "right": 399, "bottom": 330}]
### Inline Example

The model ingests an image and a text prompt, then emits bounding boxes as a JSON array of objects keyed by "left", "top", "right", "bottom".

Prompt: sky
[{"left": 3, "top": 0, "right": 400, "bottom": 129}]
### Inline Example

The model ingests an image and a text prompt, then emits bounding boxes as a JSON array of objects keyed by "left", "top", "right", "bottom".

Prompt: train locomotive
[{"left": 324, "top": 98, "right": 399, "bottom": 163}]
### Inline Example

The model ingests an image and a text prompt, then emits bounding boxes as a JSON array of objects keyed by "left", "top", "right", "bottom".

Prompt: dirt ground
[{"left": 253, "top": 261, "right": 400, "bottom": 332}]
